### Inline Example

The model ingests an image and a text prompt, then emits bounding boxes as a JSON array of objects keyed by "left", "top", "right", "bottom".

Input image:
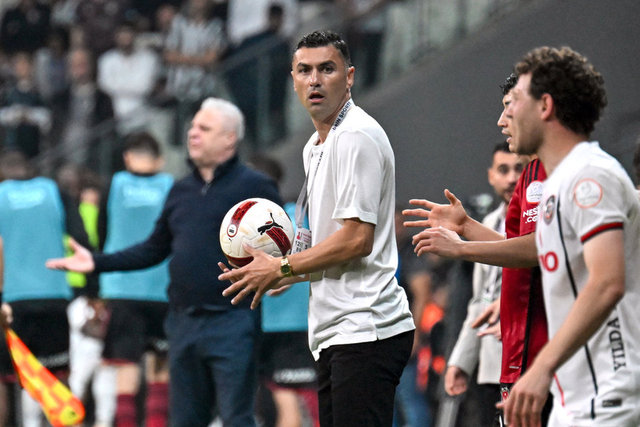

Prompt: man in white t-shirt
[
  {"left": 499, "top": 46, "right": 640, "bottom": 427},
  {"left": 219, "top": 30, "right": 414, "bottom": 426}
]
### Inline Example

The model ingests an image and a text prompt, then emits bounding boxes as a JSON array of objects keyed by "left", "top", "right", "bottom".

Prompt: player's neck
[{"left": 538, "top": 129, "right": 587, "bottom": 175}]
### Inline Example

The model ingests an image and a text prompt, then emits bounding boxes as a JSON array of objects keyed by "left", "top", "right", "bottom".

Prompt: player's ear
[{"left": 540, "top": 93, "right": 554, "bottom": 121}]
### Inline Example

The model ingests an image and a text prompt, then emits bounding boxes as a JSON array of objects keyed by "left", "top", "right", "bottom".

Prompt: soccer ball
[{"left": 220, "top": 198, "right": 294, "bottom": 267}]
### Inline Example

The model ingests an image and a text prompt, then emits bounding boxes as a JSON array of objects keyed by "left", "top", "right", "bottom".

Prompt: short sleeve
[
  {"left": 331, "top": 130, "right": 385, "bottom": 225},
  {"left": 563, "top": 166, "right": 626, "bottom": 243}
]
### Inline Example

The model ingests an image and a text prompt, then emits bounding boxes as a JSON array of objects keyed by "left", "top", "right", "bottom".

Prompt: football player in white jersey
[{"left": 499, "top": 46, "right": 640, "bottom": 427}]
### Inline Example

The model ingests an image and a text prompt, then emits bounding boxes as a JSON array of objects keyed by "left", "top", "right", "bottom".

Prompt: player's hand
[
  {"left": 411, "top": 226, "right": 464, "bottom": 258},
  {"left": 403, "top": 189, "right": 468, "bottom": 236},
  {"left": 497, "top": 364, "right": 550, "bottom": 427},
  {"left": 444, "top": 365, "right": 469, "bottom": 396},
  {"left": 45, "top": 238, "right": 95, "bottom": 273},
  {"left": 473, "top": 299, "right": 501, "bottom": 340},
  {"left": 219, "top": 245, "right": 281, "bottom": 309}
]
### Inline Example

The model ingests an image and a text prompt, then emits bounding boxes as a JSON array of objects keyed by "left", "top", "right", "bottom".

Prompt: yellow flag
[{"left": 4, "top": 328, "right": 85, "bottom": 426}]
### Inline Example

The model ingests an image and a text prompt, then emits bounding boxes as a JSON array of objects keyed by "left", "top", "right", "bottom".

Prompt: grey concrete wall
[{"left": 276, "top": 0, "right": 640, "bottom": 206}]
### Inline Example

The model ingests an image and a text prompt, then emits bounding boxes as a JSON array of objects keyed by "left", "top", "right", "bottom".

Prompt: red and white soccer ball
[{"left": 219, "top": 198, "right": 294, "bottom": 267}]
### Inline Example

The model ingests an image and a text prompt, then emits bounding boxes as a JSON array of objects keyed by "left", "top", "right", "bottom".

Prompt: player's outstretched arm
[
  {"left": 403, "top": 189, "right": 503, "bottom": 242},
  {"left": 498, "top": 230, "right": 626, "bottom": 427},
  {"left": 412, "top": 229, "right": 538, "bottom": 268},
  {"left": 45, "top": 238, "right": 96, "bottom": 273}
]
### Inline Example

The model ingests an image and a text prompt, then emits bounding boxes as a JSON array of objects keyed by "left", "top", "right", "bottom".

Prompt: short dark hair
[
  {"left": 123, "top": 132, "right": 162, "bottom": 158},
  {"left": 500, "top": 73, "right": 518, "bottom": 95},
  {"left": 493, "top": 141, "right": 511, "bottom": 156},
  {"left": 295, "top": 30, "right": 351, "bottom": 67},
  {"left": 515, "top": 46, "right": 607, "bottom": 137}
]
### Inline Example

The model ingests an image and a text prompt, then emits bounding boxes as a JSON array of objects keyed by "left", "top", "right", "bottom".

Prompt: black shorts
[
  {"left": 260, "top": 331, "right": 317, "bottom": 389},
  {"left": 102, "top": 299, "right": 169, "bottom": 363},
  {"left": 0, "top": 299, "right": 70, "bottom": 379}
]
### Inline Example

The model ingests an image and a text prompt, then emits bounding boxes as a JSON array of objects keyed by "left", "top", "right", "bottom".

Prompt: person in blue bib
[
  {"left": 0, "top": 150, "right": 90, "bottom": 426},
  {"left": 97, "top": 132, "right": 174, "bottom": 426}
]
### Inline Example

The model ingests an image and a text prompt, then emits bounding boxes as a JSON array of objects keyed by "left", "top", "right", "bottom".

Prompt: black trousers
[{"left": 316, "top": 330, "right": 414, "bottom": 427}]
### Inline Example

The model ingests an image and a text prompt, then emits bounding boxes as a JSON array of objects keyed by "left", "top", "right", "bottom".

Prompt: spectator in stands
[
  {"left": 225, "top": 4, "right": 290, "bottom": 146},
  {"left": 163, "top": 0, "right": 226, "bottom": 146},
  {"left": 50, "top": 0, "right": 80, "bottom": 29},
  {"left": 226, "top": 0, "right": 298, "bottom": 48},
  {"left": 75, "top": 0, "right": 130, "bottom": 56},
  {"left": 0, "top": 52, "right": 51, "bottom": 159},
  {"left": 98, "top": 22, "right": 161, "bottom": 134},
  {"left": 34, "top": 26, "right": 70, "bottom": 103},
  {"left": 0, "top": 0, "right": 51, "bottom": 55},
  {"left": 50, "top": 48, "right": 115, "bottom": 172}
]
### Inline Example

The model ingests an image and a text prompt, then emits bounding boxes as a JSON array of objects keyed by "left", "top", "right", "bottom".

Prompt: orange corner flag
[{"left": 4, "top": 328, "right": 85, "bottom": 426}]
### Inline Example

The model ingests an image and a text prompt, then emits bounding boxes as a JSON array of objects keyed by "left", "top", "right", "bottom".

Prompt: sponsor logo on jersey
[
  {"left": 539, "top": 251, "right": 559, "bottom": 272},
  {"left": 522, "top": 206, "right": 539, "bottom": 223},
  {"left": 573, "top": 178, "right": 603, "bottom": 209},
  {"left": 525, "top": 180, "right": 544, "bottom": 204},
  {"left": 607, "top": 317, "right": 627, "bottom": 371},
  {"left": 543, "top": 195, "right": 555, "bottom": 224}
]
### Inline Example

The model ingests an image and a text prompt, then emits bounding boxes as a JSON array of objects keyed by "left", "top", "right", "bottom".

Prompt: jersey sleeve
[
  {"left": 564, "top": 166, "right": 627, "bottom": 243},
  {"left": 331, "top": 130, "right": 384, "bottom": 225}
]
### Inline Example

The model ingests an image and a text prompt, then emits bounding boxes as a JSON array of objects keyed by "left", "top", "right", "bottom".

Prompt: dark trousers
[
  {"left": 316, "top": 330, "right": 413, "bottom": 427},
  {"left": 165, "top": 308, "right": 260, "bottom": 427}
]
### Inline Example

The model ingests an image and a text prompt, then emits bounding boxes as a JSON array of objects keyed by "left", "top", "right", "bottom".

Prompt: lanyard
[{"left": 294, "top": 99, "right": 353, "bottom": 228}]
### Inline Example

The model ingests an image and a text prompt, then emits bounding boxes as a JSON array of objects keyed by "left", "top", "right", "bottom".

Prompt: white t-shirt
[
  {"left": 536, "top": 142, "right": 640, "bottom": 425},
  {"left": 302, "top": 100, "right": 414, "bottom": 360}
]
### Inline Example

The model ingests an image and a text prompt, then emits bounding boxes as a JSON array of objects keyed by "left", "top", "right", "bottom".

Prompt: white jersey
[
  {"left": 536, "top": 142, "right": 640, "bottom": 426},
  {"left": 302, "top": 100, "right": 414, "bottom": 360}
]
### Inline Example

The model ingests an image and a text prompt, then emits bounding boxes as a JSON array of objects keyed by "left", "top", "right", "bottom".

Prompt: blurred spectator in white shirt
[{"left": 98, "top": 22, "right": 161, "bottom": 134}]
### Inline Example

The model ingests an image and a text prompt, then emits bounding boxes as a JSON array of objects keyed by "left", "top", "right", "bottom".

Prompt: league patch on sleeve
[
  {"left": 573, "top": 178, "right": 603, "bottom": 209},
  {"left": 525, "top": 180, "right": 544, "bottom": 204}
]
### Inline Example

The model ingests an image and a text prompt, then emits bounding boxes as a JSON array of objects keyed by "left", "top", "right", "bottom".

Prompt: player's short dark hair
[
  {"left": 515, "top": 46, "right": 607, "bottom": 137},
  {"left": 123, "top": 132, "right": 162, "bottom": 158},
  {"left": 500, "top": 73, "right": 518, "bottom": 95},
  {"left": 295, "top": 30, "right": 351, "bottom": 67}
]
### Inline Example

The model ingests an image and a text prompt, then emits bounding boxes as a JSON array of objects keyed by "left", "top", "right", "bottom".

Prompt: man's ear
[{"left": 540, "top": 93, "right": 555, "bottom": 121}]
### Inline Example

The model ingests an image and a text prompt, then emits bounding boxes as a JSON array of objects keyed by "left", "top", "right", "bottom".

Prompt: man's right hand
[
  {"left": 403, "top": 189, "right": 469, "bottom": 236},
  {"left": 444, "top": 365, "right": 469, "bottom": 396},
  {"left": 45, "top": 238, "right": 95, "bottom": 273}
]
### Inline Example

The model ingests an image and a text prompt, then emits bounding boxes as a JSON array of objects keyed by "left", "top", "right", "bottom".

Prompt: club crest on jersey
[
  {"left": 543, "top": 195, "right": 555, "bottom": 224},
  {"left": 258, "top": 213, "right": 284, "bottom": 235},
  {"left": 573, "top": 178, "right": 603, "bottom": 209},
  {"left": 525, "top": 180, "right": 544, "bottom": 204}
]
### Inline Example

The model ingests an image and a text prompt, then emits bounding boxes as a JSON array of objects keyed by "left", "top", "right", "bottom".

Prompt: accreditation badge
[{"left": 291, "top": 228, "right": 312, "bottom": 254}]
